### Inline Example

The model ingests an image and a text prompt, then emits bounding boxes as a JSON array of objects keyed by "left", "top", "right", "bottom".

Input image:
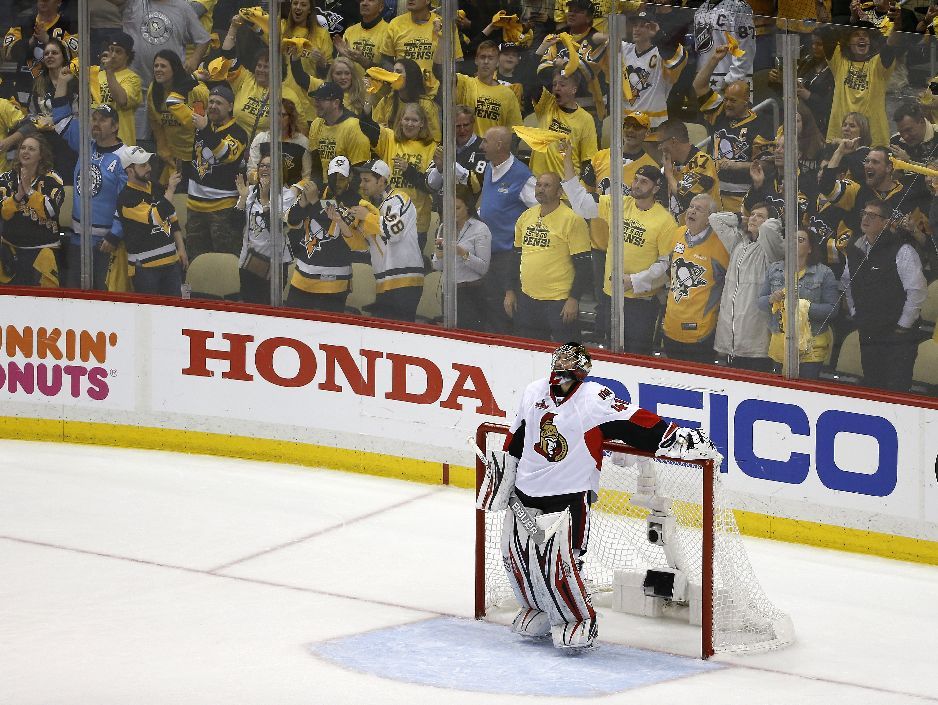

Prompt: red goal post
[{"left": 473, "top": 422, "right": 793, "bottom": 659}]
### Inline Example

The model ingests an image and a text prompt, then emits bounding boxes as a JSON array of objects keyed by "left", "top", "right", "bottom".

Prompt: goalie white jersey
[{"left": 506, "top": 378, "right": 673, "bottom": 498}]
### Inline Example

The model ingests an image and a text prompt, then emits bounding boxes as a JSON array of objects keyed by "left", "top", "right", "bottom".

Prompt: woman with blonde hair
[
  {"left": 0, "top": 135, "right": 64, "bottom": 287},
  {"left": 362, "top": 101, "right": 439, "bottom": 254},
  {"left": 824, "top": 111, "right": 872, "bottom": 182},
  {"left": 328, "top": 56, "right": 367, "bottom": 115}
]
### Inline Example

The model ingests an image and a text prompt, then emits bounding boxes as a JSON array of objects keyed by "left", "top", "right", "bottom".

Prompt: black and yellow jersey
[
  {"left": 187, "top": 117, "right": 248, "bottom": 213},
  {"left": 117, "top": 182, "right": 180, "bottom": 268}
]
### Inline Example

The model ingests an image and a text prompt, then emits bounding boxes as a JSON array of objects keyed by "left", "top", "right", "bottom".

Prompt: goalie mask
[{"left": 549, "top": 342, "right": 591, "bottom": 396}]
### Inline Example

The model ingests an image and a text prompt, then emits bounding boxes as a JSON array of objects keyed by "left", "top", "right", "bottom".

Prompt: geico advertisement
[
  {"left": 587, "top": 363, "right": 924, "bottom": 521},
  {"left": 153, "top": 306, "right": 928, "bottom": 521},
  {"left": 0, "top": 296, "right": 135, "bottom": 409}
]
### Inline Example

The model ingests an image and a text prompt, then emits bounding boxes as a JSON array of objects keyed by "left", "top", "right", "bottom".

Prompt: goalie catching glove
[
  {"left": 656, "top": 426, "right": 723, "bottom": 465},
  {"left": 476, "top": 450, "right": 518, "bottom": 512}
]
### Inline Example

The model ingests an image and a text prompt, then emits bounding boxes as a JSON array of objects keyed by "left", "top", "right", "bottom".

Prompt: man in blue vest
[{"left": 477, "top": 126, "right": 537, "bottom": 334}]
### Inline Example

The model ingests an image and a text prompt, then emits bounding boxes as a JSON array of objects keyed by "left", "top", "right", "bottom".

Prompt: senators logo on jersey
[{"left": 535, "top": 412, "right": 569, "bottom": 462}]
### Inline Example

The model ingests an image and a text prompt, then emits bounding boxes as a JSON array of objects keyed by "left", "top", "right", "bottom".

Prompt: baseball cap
[
  {"left": 120, "top": 145, "right": 153, "bottom": 168},
  {"left": 93, "top": 104, "right": 119, "bottom": 122},
  {"left": 328, "top": 155, "right": 351, "bottom": 177},
  {"left": 209, "top": 83, "right": 235, "bottom": 105},
  {"left": 311, "top": 82, "right": 343, "bottom": 101},
  {"left": 566, "top": 0, "right": 595, "bottom": 14},
  {"left": 635, "top": 164, "right": 663, "bottom": 185},
  {"left": 353, "top": 158, "right": 391, "bottom": 179},
  {"left": 624, "top": 111, "right": 651, "bottom": 128},
  {"left": 107, "top": 31, "right": 134, "bottom": 53},
  {"left": 499, "top": 42, "right": 521, "bottom": 54},
  {"left": 633, "top": 9, "right": 655, "bottom": 23}
]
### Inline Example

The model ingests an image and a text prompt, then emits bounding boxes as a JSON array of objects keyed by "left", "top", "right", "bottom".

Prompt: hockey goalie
[{"left": 476, "top": 342, "right": 722, "bottom": 650}]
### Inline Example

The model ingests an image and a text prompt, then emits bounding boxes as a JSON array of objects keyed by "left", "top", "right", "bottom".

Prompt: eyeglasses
[{"left": 860, "top": 211, "right": 885, "bottom": 219}]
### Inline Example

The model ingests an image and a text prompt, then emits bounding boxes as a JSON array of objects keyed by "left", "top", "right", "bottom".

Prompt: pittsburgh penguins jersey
[
  {"left": 529, "top": 88, "right": 599, "bottom": 178},
  {"left": 822, "top": 177, "right": 929, "bottom": 237},
  {"left": 537, "top": 27, "right": 606, "bottom": 120},
  {"left": 187, "top": 118, "right": 248, "bottom": 213},
  {"left": 360, "top": 188, "right": 425, "bottom": 293},
  {"left": 3, "top": 12, "right": 76, "bottom": 104},
  {"left": 148, "top": 84, "right": 210, "bottom": 163},
  {"left": 375, "top": 127, "right": 438, "bottom": 233},
  {"left": 699, "top": 98, "right": 774, "bottom": 195},
  {"left": 239, "top": 186, "right": 297, "bottom": 266},
  {"left": 287, "top": 198, "right": 368, "bottom": 295},
  {"left": 808, "top": 189, "right": 854, "bottom": 275},
  {"left": 669, "top": 146, "right": 722, "bottom": 219},
  {"left": 455, "top": 73, "right": 523, "bottom": 137},
  {"left": 505, "top": 378, "right": 674, "bottom": 498},
  {"left": 693, "top": 0, "right": 755, "bottom": 89},
  {"left": 117, "top": 182, "right": 180, "bottom": 268},
  {"left": 619, "top": 41, "right": 686, "bottom": 127},
  {"left": 0, "top": 169, "right": 64, "bottom": 249},
  {"left": 663, "top": 225, "right": 730, "bottom": 343},
  {"left": 426, "top": 134, "right": 486, "bottom": 211}
]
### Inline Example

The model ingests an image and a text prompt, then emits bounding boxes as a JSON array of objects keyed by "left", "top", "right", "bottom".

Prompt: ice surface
[{"left": 1, "top": 441, "right": 936, "bottom": 705}]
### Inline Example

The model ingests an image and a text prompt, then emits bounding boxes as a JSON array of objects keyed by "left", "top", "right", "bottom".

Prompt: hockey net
[{"left": 474, "top": 423, "right": 794, "bottom": 657}]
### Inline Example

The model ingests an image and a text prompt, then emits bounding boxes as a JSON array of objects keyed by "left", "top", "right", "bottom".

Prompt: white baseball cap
[
  {"left": 121, "top": 145, "right": 154, "bottom": 168},
  {"left": 328, "top": 155, "right": 351, "bottom": 177},
  {"left": 354, "top": 159, "right": 391, "bottom": 180}
]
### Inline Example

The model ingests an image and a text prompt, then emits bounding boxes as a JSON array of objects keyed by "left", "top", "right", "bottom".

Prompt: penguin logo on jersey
[
  {"left": 625, "top": 63, "right": 651, "bottom": 100},
  {"left": 302, "top": 222, "right": 340, "bottom": 257},
  {"left": 535, "top": 412, "right": 568, "bottom": 462},
  {"left": 715, "top": 130, "right": 751, "bottom": 161},
  {"left": 671, "top": 256, "right": 707, "bottom": 302}
]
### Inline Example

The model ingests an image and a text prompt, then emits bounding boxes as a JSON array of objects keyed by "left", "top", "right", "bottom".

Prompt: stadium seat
[
  {"left": 416, "top": 270, "right": 442, "bottom": 324},
  {"left": 59, "top": 185, "right": 73, "bottom": 230},
  {"left": 920, "top": 280, "right": 938, "bottom": 324},
  {"left": 345, "top": 262, "right": 376, "bottom": 314},
  {"left": 913, "top": 339, "right": 938, "bottom": 386},
  {"left": 687, "top": 122, "right": 710, "bottom": 149},
  {"left": 834, "top": 330, "right": 863, "bottom": 379},
  {"left": 185, "top": 253, "right": 241, "bottom": 300}
]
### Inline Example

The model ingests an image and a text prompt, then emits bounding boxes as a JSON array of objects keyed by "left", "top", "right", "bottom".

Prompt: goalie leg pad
[
  {"left": 525, "top": 509, "right": 597, "bottom": 648},
  {"left": 500, "top": 504, "right": 543, "bottom": 613},
  {"left": 476, "top": 450, "right": 518, "bottom": 512},
  {"left": 511, "top": 607, "right": 551, "bottom": 638}
]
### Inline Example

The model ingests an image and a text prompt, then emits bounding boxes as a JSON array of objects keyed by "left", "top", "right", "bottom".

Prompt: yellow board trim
[{"left": 0, "top": 415, "right": 935, "bottom": 565}]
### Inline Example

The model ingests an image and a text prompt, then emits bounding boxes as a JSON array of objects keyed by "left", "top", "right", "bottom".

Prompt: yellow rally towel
[
  {"left": 203, "top": 56, "right": 233, "bottom": 81},
  {"left": 492, "top": 11, "right": 532, "bottom": 46},
  {"left": 557, "top": 32, "right": 581, "bottom": 77},
  {"left": 366, "top": 66, "right": 405, "bottom": 93},
  {"left": 32, "top": 247, "right": 59, "bottom": 288},
  {"left": 239, "top": 6, "right": 270, "bottom": 42},
  {"left": 623, "top": 74, "right": 635, "bottom": 101},
  {"left": 105, "top": 243, "right": 132, "bottom": 293},
  {"left": 282, "top": 36, "right": 318, "bottom": 59},
  {"left": 724, "top": 31, "right": 745, "bottom": 58},
  {"left": 513, "top": 125, "right": 565, "bottom": 152}
]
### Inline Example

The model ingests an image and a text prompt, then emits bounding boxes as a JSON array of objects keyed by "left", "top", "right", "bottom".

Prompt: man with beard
[
  {"left": 821, "top": 142, "right": 929, "bottom": 237},
  {"left": 52, "top": 80, "right": 129, "bottom": 290},
  {"left": 186, "top": 84, "right": 248, "bottom": 260},
  {"left": 561, "top": 142, "right": 675, "bottom": 354},
  {"left": 117, "top": 147, "right": 187, "bottom": 295}
]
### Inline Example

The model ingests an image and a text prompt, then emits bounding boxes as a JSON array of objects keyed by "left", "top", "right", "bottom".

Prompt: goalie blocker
[{"left": 475, "top": 342, "right": 721, "bottom": 651}]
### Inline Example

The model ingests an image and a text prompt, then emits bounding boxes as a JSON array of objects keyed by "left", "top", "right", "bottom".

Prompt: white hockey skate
[
  {"left": 511, "top": 608, "right": 551, "bottom": 637},
  {"left": 551, "top": 619, "right": 598, "bottom": 650}
]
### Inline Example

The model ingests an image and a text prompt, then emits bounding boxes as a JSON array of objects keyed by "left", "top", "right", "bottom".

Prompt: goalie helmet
[{"left": 549, "top": 342, "right": 592, "bottom": 390}]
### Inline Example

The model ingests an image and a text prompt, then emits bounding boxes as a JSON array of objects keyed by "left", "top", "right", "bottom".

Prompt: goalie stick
[{"left": 469, "top": 439, "right": 565, "bottom": 545}]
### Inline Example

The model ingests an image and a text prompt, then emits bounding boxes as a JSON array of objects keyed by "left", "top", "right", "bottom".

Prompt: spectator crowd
[{"left": 1, "top": 0, "right": 938, "bottom": 394}]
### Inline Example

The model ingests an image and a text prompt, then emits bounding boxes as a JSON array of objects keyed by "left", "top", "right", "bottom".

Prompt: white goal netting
[{"left": 477, "top": 429, "right": 794, "bottom": 654}]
